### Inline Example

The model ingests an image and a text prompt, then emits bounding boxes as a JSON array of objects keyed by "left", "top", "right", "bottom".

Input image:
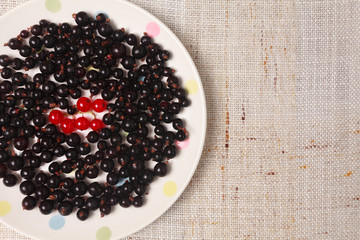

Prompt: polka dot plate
[{"left": 0, "top": 0, "right": 206, "bottom": 239}]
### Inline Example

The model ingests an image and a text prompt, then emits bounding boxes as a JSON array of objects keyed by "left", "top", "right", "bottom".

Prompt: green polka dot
[
  {"left": 96, "top": 226, "right": 112, "bottom": 240},
  {"left": 163, "top": 181, "right": 177, "bottom": 197},
  {"left": 0, "top": 201, "right": 11, "bottom": 216},
  {"left": 185, "top": 79, "right": 199, "bottom": 95},
  {"left": 121, "top": 130, "right": 129, "bottom": 137},
  {"left": 45, "top": 0, "right": 61, "bottom": 13}
]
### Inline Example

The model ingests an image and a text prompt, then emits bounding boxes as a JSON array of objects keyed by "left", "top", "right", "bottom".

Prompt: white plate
[{"left": 0, "top": 0, "right": 206, "bottom": 239}]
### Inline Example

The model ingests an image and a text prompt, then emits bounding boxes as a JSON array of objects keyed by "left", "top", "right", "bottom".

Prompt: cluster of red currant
[{"left": 48, "top": 97, "right": 107, "bottom": 134}]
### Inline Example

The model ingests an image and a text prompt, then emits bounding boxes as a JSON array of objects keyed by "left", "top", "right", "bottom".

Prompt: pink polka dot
[
  {"left": 175, "top": 138, "right": 189, "bottom": 149},
  {"left": 146, "top": 22, "right": 160, "bottom": 38}
]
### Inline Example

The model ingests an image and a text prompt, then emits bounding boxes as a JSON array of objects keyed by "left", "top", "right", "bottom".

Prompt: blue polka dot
[
  {"left": 94, "top": 11, "right": 109, "bottom": 19},
  {"left": 138, "top": 76, "right": 145, "bottom": 82},
  {"left": 115, "top": 177, "right": 129, "bottom": 187},
  {"left": 49, "top": 215, "right": 65, "bottom": 230}
]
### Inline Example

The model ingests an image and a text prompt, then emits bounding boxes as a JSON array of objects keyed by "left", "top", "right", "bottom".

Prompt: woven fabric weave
[{"left": 1, "top": 0, "right": 360, "bottom": 239}]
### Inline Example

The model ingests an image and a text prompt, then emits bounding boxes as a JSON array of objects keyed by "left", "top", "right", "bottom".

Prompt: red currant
[
  {"left": 60, "top": 118, "right": 76, "bottom": 134},
  {"left": 75, "top": 117, "right": 90, "bottom": 130},
  {"left": 92, "top": 99, "right": 107, "bottom": 113},
  {"left": 90, "top": 119, "right": 104, "bottom": 131},
  {"left": 77, "top": 97, "right": 92, "bottom": 112},
  {"left": 49, "top": 110, "right": 64, "bottom": 124}
]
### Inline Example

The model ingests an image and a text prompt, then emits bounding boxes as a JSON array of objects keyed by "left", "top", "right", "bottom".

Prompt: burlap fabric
[{"left": 1, "top": 0, "right": 359, "bottom": 239}]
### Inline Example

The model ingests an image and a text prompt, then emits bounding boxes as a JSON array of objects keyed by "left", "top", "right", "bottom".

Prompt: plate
[{"left": 0, "top": 0, "right": 206, "bottom": 239}]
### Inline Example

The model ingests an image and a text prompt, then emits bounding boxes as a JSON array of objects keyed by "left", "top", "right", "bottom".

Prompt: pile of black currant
[{"left": 0, "top": 11, "right": 189, "bottom": 220}]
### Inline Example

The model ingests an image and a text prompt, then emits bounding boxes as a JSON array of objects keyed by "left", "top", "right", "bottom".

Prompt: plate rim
[{"left": 0, "top": 0, "right": 207, "bottom": 239}]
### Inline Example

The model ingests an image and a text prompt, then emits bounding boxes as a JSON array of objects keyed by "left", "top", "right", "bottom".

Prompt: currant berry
[
  {"left": 75, "top": 117, "right": 90, "bottom": 130},
  {"left": 49, "top": 110, "right": 64, "bottom": 124},
  {"left": 92, "top": 99, "right": 107, "bottom": 113},
  {"left": 76, "top": 97, "right": 92, "bottom": 112},
  {"left": 90, "top": 119, "right": 104, "bottom": 131},
  {"left": 61, "top": 118, "right": 76, "bottom": 134}
]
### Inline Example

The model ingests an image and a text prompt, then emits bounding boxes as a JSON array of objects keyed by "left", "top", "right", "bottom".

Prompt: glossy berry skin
[
  {"left": 107, "top": 195, "right": 118, "bottom": 206},
  {"left": 100, "top": 204, "right": 111, "bottom": 215},
  {"left": 19, "top": 180, "right": 36, "bottom": 195},
  {"left": 61, "top": 118, "right": 76, "bottom": 134},
  {"left": 7, "top": 156, "right": 25, "bottom": 171},
  {"left": 3, "top": 174, "right": 17, "bottom": 187},
  {"left": 22, "top": 196, "right": 37, "bottom": 210},
  {"left": 78, "top": 143, "right": 91, "bottom": 155},
  {"left": 164, "top": 145, "right": 177, "bottom": 158},
  {"left": 58, "top": 201, "right": 73, "bottom": 216},
  {"left": 77, "top": 208, "right": 89, "bottom": 221},
  {"left": 106, "top": 172, "right": 119, "bottom": 185},
  {"left": 85, "top": 166, "right": 99, "bottom": 179},
  {"left": 139, "top": 169, "right": 154, "bottom": 184},
  {"left": 39, "top": 200, "right": 54, "bottom": 215},
  {"left": 88, "top": 182, "right": 103, "bottom": 197},
  {"left": 50, "top": 189, "right": 65, "bottom": 202},
  {"left": 33, "top": 114, "right": 47, "bottom": 127},
  {"left": 154, "top": 162, "right": 167, "bottom": 177},
  {"left": 73, "top": 197, "right": 85, "bottom": 208},
  {"left": 86, "top": 131, "right": 99, "bottom": 143},
  {"left": 92, "top": 99, "right": 107, "bottom": 113},
  {"left": 13, "top": 136, "right": 29, "bottom": 150},
  {"left": 74, "top": 11, "right": 90, "bottom": 27},
  {"left": 49, "top": 110, "right": 64, "bottom": 124},
  {"left": 75, "top": 117, "right": 90, "bottom": 130},
  {"left": 20, "top": 166, "right": 35, "bottom": 179},
  {"left": 35, "top": 186, "right": 51, "bottom": 199},
  {"left": 66, "top": 133, "right": 81, "bottom": 147},
  {"left": 134, "top": 183, "right": 146, "bottom": 196},
  {"left": 73, "top": 181, "right": 88, "bottom": 196},
  {"left": 119, "top": 197, "right": 131, "bottom": 208},
  {"left": 176, "top": 130, "right": 187, "bottom": 141},
  {"left": 100, "top": 158, "right": 114, "bottom": 172},
  {"left": 85, "top": 197, "right": 100, "bottom": 211},
  {"left": 132, "top": 196, "right": 143, "bottom": 207},
  {"left": 49, "top": 162, "right": 60, "bottom": 174},
  {"left": 35, "top": 172, "right": 47, "bottom": 185},
  {"left": 76, "top": 97, "right": 92, "bottom": 112},
  {"left": 0, "top": 163, "right": 7, "bottom": 178},
  {"left": 90, "top": 119, "right": 104, "bottom": 131}
]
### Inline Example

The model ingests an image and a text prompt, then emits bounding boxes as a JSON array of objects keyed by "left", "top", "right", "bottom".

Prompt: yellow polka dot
[
  {"left": 163, "top": 181, "right": 177, "bottom": 197},
  {"left": 185, "top": 80, "right": 199, "bottom": 95},
  {"left": 96, "top": 226, "right": 112, "bottom": 240},
  {"left": 86, "top": 66, "right": 99, "bottom": 72},
  {"left": 0, "top": 201, "right": 11, "bottom": 216},
  {"left": 45, "top": 0, "right": 61, "bottom": 13},
  {"left": 67, "top": 169, "right": 75, "bottom": 176}
]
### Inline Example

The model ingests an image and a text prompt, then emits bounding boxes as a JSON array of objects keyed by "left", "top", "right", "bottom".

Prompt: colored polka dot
[
  {"left": 49, "top": 215, "right": 65, "bottom": 230},
  {"left": 86, "top": 66, "right": 99, "bottom": 72},
  {"left": 45, "top": 0, "right": 61, "bottom": 13},
  {"left": 163, "top": 181, "right": 177, "bottom": 197},
  {"left": 0, "top": 201, "right": 11, "bottom": 216},
  {"left": 115, "top": 177, "right": 129, "bottom": 187},
  {"left": 175, "top": 138, "right": 190, "bottom": 149},
  {"left": 67, "top": 169, "right": 75, "bottom": 176},
  {"left": 121, "top": 130, "right": 129, "bottom": 137},
  {"left": 96, "top": 226, "right": 112, "bottom": 240},
  {"left": 185, "top": 80, "right": 199, "bottom": 95},
  {"left": 138, "top": 76, "right": 145, "bottom": 82},
  {"left": 146, "top": 22, "right": 160, "bottom": 38}
]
